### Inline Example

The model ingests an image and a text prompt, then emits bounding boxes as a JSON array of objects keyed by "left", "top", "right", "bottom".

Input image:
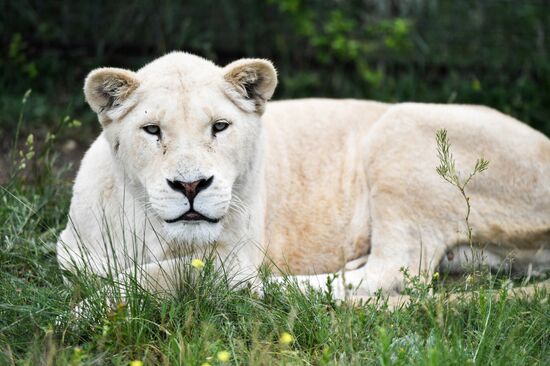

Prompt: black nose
[{"left": 167, "top": 176, "right": 214, "bottom": 202}]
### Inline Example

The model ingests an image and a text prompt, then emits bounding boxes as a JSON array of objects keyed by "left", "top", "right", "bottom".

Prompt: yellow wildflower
[
  {"left": 217, "top": 351, "right": 230, "bottom": 362},
  {"left": 129, "top": 361, "right": 143, "bottom": 366},
  {"left": 191, "top": 258, "right": 205, "bottom": 269},
  {"left": 201, "top": 363, "right": 211, "bottom": 366},
  {"left": 279, "top": 332, "right": 294, "bottom": 345}
]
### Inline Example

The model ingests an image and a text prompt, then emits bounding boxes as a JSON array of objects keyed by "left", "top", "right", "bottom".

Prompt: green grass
[{"left": 1, "top": 126, "right": 549, "bottom": 366}]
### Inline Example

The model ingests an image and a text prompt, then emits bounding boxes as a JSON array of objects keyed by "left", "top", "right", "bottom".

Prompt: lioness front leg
[
  {"left": 67, "top": 258, "right": 194, "bottom": 320},
  {"left": 68, "top": 254, "right": 261, "bottom": 321}
]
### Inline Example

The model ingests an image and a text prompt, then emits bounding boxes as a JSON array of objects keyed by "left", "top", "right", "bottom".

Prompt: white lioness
[{"left": 57, "top": 51, "right": 550, "bottom": 298}]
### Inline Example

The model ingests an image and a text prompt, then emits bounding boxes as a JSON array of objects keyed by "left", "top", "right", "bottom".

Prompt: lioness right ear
[
  {"left": 223, "top": 59, "right": 277, "bottom": 115},
  {"left": 84, "top": 68, "right": 139, "bottom": 114}
]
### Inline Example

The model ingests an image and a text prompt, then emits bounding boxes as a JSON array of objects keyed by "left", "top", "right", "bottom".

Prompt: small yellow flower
[
  {"left": 201, "top": 363, "right": 211, "bottom": 366},
  {"left": 432, "top": 272, "right": 440, "bottom": 280},
  {"left": 279, "top": 331, "right": 294, "bottom": 345},
  {"left": 191, "top": 258, "right": 205, "bottom": 269},
  {"left": 129, "top": 361, "right": 143, "bottom": 366},
  {"left": 217, "top": 351, "right": 230, "bottom": 362}
]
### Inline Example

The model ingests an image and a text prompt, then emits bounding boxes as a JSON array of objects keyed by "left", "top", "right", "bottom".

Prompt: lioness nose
[{"left": 167, "top": 176, "right": 214, "bottom": 202}]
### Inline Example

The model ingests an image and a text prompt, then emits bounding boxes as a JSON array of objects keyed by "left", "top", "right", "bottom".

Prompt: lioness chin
[{"left": 57, "top": 51, "right": 550, "bottom": 301}]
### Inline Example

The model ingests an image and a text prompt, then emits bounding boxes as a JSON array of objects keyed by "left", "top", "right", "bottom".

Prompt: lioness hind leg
[
  {"left": 363, "top": 189, "right": 452, "bottom": 294},
  {"left": 277, "top": 197, "right": 452, "bottom": 297},
  {"left": 271, "top": 265, "right": 370, "bottom": 300},
  {"left": 363, "top": 227, "right": 446, "bottom": 294}
]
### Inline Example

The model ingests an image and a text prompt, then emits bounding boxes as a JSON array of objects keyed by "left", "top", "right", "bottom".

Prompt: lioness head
[{"left": 83, "top": 52, "right": 277, "bottom": 244}]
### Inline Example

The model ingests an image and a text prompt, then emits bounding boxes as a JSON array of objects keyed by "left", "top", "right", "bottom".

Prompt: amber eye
[
  {"left": 212, "top": 120, "right": 230, "bottom": 135},
  {"left": 143, "top": 124, "right": 161, "bottom": 136}
]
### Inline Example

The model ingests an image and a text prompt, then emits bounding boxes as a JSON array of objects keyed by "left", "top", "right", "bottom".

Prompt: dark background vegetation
[{"left": 2, "top": 0, "right": 550, "bottom": 163}]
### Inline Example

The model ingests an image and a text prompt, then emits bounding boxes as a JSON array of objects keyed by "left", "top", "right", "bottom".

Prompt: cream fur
[{"left": 57, "top": 52, "right": 550, "bottom": 298}]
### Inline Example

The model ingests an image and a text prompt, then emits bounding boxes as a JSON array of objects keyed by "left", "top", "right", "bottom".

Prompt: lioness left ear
[
  {"left": 84, "top": 67, "right": 140, "bottom": 115},
  {"left": 223, "top": 59, "right": 278, "bottom": 114}
]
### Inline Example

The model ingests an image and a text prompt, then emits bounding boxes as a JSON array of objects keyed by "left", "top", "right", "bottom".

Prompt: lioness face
[
  {"left": 83, "top": 52, "right": 277, "bottom": 245},
  {"left": 116, "top": 87, "right": 256, "bottom": 244}
]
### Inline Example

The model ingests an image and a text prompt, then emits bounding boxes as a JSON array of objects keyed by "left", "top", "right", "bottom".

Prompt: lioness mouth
[{"left": 165, "top": 210, "right": 221, "bottom": 224}]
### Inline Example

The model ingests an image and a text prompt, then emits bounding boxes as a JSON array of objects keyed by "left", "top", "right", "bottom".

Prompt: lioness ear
[
  {"left": 223, "top": 59, "right": 277, "bottom": 114},
  {"left": 84, "top": 67, "right": 139, "bottom": 114}
]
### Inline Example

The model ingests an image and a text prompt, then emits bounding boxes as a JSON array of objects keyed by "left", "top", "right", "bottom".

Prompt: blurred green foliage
[{"left": 1, "top": 0, "right": 549, "bottom": 138}]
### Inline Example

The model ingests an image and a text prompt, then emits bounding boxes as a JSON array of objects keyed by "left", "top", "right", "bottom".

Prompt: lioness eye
[
  {"left": 212, "top": 120, "right": 230, "bottom": 135},
  {"left": 143, "top": 124, "right": 161, "bottom": 136}
]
